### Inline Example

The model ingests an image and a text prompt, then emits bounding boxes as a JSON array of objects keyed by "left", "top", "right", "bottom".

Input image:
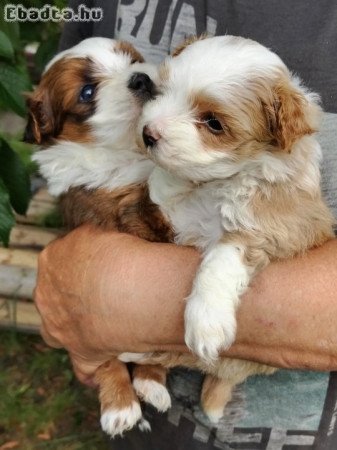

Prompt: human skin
[{"left": 35, "top": 225, "right": 337, "bottom": 385}]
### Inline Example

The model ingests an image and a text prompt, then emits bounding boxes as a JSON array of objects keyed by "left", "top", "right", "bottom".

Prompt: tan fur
[
  {"left": 133, "top": 38, "right": 335, "bottom": 423},
  {"left": 133, "top": 364, "right": 167, "bottom": 385},
  {"left": 115, "top": 41, "right": 145, "bottom": 63},
  {"left": 221, "top": 185, "right": 335, "bottom": 274},
  {"left": 94, "top": 359, "right": 139, "bottom": 412},
  {"left": 60, "top": 184, "right": 173, "bottom": 243},
  {"left": 25, "top": 58, "right": 97, "bottom": 145},
  {"left": 190, "top": 73, "right": 321, "bottom": 158},
  {"left": 26, "top": 44, "right": 173, "bottom": 432},
  {"left": 172, "top": 34, "right": 208, "bottom": 57},
  {"left": 271, "top": 81, "right": 319, "bottom": 152}
]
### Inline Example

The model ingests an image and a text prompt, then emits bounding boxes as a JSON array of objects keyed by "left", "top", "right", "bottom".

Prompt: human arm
[{"left": 35, "top": 225, "right": 337, "bottom": 384}]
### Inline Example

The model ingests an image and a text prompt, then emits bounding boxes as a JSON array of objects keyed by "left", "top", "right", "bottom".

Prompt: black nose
[
  {"left": 128, "top": 73, "right": 155, "bottom": 99},
  {"left": 143, "top": 125, "right": 158, "bottom": 148}
]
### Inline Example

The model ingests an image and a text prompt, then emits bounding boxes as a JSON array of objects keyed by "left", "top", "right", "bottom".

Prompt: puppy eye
[
  {"left": 79, "top": 84, "right": 95, "bottom": 102},
  {"left": 203, "top": 113, "right": 224, "bottom": 134}
]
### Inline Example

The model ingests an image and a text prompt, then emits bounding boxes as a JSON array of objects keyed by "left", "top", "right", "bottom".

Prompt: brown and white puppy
[
  {"left": 25, "top": 37, "right": 173, "bottom": 437},
  {"left": 119, "top": 35, "right": 335, "bottom": 422}
]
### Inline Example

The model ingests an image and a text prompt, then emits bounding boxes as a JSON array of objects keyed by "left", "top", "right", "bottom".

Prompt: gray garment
[
  {"left": 60, "top": 0, "right": 337, "bottom": 216},
  {"left": 319, "top": 113, "right": 337, "bottom": 224},
  {"left": 59, "top": 2, "right": 337, "bottom": 448},
  {"left": 60, "top": 0, "right": 337, "bottom": 112}
]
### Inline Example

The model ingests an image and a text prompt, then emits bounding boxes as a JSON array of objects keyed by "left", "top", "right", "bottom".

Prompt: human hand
[{"left": 35, "top": 225, "right": 337, "bottom": 385}]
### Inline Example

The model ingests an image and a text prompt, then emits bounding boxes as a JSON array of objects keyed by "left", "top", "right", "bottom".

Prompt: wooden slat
[
  {"left": 0, "top": 297, "right": 41, "bottom": 332},
  {"left": 15, "top": 188, "right": 58, "bottom": 226},
  {"left": 10, "top": 224, "right": 59, "bottom": 248},
  {"left": 0, "top": 248, "right": 38, "bottom": 269},
  {"left": 32, "top": 187, "right": 56, "bottom": 204},
  {"left": 15, "top": 200, "right": 56, "bottom": 225},
  {"left": 0, "top": 265, "right": 36, "bottom": 299}
]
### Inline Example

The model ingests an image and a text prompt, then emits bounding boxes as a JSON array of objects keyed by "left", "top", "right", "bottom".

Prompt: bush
[{"left": 0, "top": 1, "right": 65, "bottom": 246}]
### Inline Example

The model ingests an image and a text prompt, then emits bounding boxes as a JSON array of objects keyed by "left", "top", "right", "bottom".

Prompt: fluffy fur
[
  {"left": 125, "top": 35, "right": 335, "bottom": 421},
  {"left": 26, "top": 37, "right": 171, "bottom": 436}
]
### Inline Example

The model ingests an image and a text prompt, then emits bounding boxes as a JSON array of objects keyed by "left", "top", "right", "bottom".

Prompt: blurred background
[{"left": 0, "top": 2, "right": 110, "bottom": 449}]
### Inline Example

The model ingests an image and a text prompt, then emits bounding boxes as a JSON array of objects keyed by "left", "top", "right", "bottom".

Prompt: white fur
[
  {"left": 138, "top": 418, "right": 151, "bottom": 433},
  {"left": 185, "top": 243, "right": 250, "bottom": 360},
  {"left": 203, "top": 407, "right": 225, "bottom": 424},
  {"left": 33, "top": 143, "right": 154, "bottom": 196},
  {"left": 142, "top": 36, "right": 324, "bottom": 361},
  {"left": 133, "top": 378, "right": 171, "bottom": 412},
  {"left": 34, "top": 37, "right": 158, "bottom": 197},
  {"left": 100, "top": 401, "right": 142, "bottom": 437},
  {"left": 118, "top": 353, "right": 149, "bottom": 363}
]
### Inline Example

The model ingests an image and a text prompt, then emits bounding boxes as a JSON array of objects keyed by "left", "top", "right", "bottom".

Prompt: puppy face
[
  {"left": 139, "top": 36, "right": 321, "bottom": 182},
  {"left": 25, "top": 37, "right": 157, "bottom": 149}
]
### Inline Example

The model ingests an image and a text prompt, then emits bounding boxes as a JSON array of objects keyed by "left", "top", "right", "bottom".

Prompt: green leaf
[
  {"left": 7, "top": 138, "right": 37, "bottom": 175},
  {"left": 0, "top": 62, "right": 32, "bottom": 116},
  {"left": 0, "top": 30, "right": 14, "bottom": 60},
  {"left": 0, "top": 179, "right": 15, "bottom": 247},
  {"left": 0, "top": 137, "right": 31, "bottom": 215},
  {"left": 0, "top": 18, "right": 20, "bottom": 51}
]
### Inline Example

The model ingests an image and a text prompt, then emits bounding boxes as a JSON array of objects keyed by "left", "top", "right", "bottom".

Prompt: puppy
[
  {"left": 25, "top": 37, "right": 173, "bottom": 437},
  {"left": 120, "top": 35, "right": 335, "bottom": 422}
]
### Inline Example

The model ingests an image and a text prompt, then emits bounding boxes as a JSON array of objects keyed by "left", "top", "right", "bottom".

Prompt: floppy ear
[
  {"left": 23, "top": 90, "right": 57, "bottom": 145},
  {"left": 172, "top": 34, "right": 208, "bottom": 57},
  {"left": 265, "top": 78, "right": 322, "bottom": 152}
]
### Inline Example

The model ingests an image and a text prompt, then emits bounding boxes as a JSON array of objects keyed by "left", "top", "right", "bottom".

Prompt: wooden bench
[{"left": 0, "top": 188, "right": 60, "bottom": 333}]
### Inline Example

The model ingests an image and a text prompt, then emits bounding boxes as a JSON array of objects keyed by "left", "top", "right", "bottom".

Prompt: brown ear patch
[
  {"left": 24, "top": 57, "right": 96, "bottom": 146},
  {"left": 115, "top": 41, "right": 144, "bottom": 63},
  {"left": 266, "top": 80, "right": 318, "bottom": 152},
  {"left": 172, "top": 34, "right": 208, "bottom": 57}
]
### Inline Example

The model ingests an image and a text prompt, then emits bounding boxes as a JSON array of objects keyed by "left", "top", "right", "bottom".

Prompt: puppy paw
[
  {"left": 100, "top": 401, "right": 142, "bottom": 437},
  {"left": 184, "top": 296, "right": 237, "bottom": 361},
  {"left": 133, "top": 378, "right": 171, "bottom": 412},
  {"left": 138, "top": 417, "right": 151, "bottom": 433}
]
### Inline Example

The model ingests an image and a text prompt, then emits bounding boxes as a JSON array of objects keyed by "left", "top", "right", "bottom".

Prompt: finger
[
  {"left": 40, "top": 322, "right": 63, "bottom": 349},
  {"left": 70, "top": 353, "right": 106, "bottom": 388}
]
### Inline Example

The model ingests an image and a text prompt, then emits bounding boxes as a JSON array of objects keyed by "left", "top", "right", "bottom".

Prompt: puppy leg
[
  {"left": 202, "top": 358, "right": 277, "bottom": 424},
  {"left": 201, "top": 374, "right": 235, "bottom": 423},
  {"left": 94, "top": 358, "right": 148, "bottom": 437},
  {"left": 132, "top": 364, "right": 171, "bottom": 412},
  {"left": 185, "top": 243, "right": 250, "bottom": 361}
]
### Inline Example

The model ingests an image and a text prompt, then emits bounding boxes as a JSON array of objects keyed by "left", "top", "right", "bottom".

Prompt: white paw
[
  {"left": 184, "top": 296, "right": 237, "bottom": 362},
  {"left": 138, "top": 418, "right": 151, "bottom": 433},
  {"left": 133, "top": 378, "right": 171, "bottom": 412},
  {"left": 100, "top": 401, "right": 142, "bottom": 437},
  {"left": 203, "top": 406, "right": 224, "bottom": 424}
]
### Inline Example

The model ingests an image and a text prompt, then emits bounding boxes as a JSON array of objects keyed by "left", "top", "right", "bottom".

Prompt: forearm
[
  {"left": 118, "top": 236, "right": 337, "bottom": 370},
  {"left": 35, "top": 226, "right": 337, "bottom": 373},
  {"left": 227, "top": 239, "right": 337, "bottom": 369}
]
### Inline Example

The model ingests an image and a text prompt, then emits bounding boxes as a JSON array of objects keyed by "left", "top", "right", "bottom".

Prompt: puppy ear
[
  {"left": 115, "top": 41, "right": 144, "bottom": 63},
  {"left": 23, "top": 90, "right": 56, "bottom": 145},
  {"left": 265, "top": 78, "right": 322, "bottom": 152},
  {"left": 172, "top": 34, "right": 208, "bottom": 57}
]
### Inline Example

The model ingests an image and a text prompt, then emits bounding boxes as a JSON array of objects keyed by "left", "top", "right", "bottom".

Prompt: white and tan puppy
[
  {"left": 119, "top": 36, "right": 336, "bottom": 424},
  {"left": 138, "top": 35, "right": 334, "bottom": 362},
  {"left": 26, "top": 37, "right": 172, "bottom": 437}
]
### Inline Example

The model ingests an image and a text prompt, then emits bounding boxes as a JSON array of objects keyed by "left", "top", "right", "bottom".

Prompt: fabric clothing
[
  {"left": 59, "top": 2, "right": 337, "bottom": 448},
  {"left": 60, "top": 0, "right": 337, "bottom": 112}
]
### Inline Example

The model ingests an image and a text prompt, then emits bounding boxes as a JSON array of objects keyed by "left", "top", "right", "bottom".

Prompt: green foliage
[
  {"left": 0, "top": 17, "right": 34, "bottom": 246},
  {"left": 0, "top": 136, "right": 31, "bottom": 215},
  {"left": 0, "top": 331, "right": 110, "bottom": 449},
  {"left": 0, "top": 178, "right": 15, "bottom": 246}
]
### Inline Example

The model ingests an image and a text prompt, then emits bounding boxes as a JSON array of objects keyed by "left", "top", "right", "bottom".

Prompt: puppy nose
[
  {"left": 128, "top": 72, "right": 154, "bottom": 97},
  {"left": 143, "top": 125, "right": 161, "bottom": 148}
]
